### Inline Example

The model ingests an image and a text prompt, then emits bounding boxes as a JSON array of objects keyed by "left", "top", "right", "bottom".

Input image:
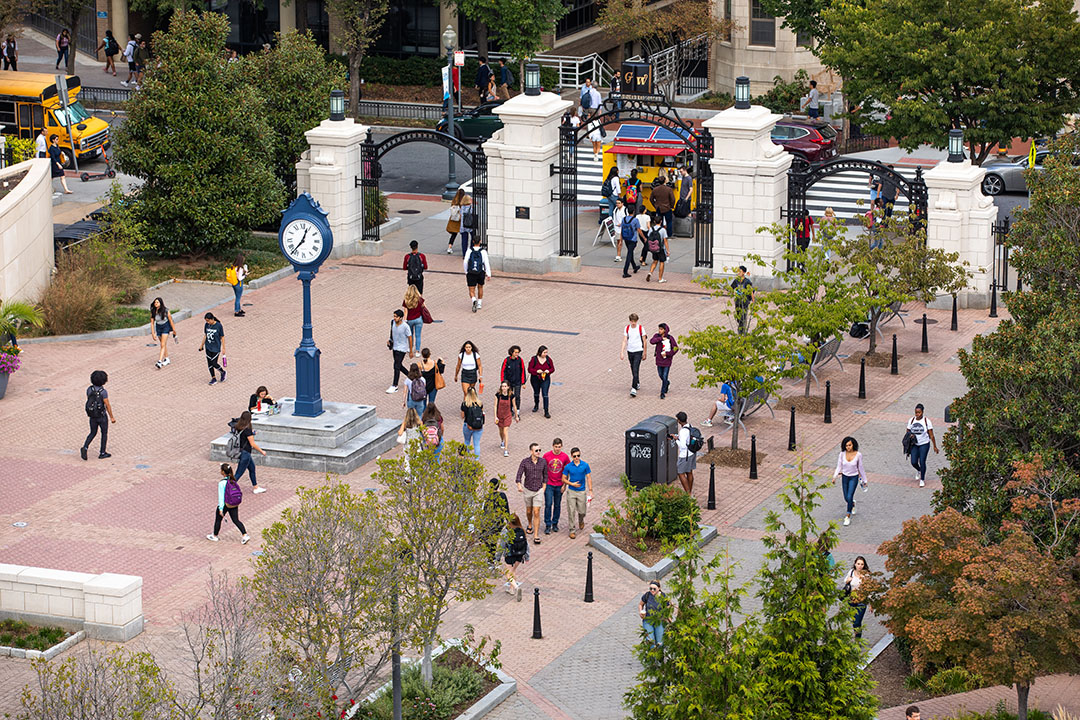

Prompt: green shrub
[
  {"left": 596, "top": 477, "right": 701, "bottom": 550},
  {"left": 947, "top": 701, "right": 1053, "bottom": 720},
  {"left": 752, "top": 69, "right": 810, "bottom": 114},
  {"left": 359, "top": 656, "right": 486, "bottom": 720},
  {"left": 8, "top": 137, "right": 36, "bottom": 164},
  {"left": 365, "top": 189, "right": 389, "bottom": 226},
  {"left": 926, "top": 666, "right": 987, "bottom": 695}
]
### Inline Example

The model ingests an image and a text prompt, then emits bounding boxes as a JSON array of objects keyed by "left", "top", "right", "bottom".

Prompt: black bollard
[
  {"left": 749, "top": 434, "right": 758, "bottom": 480},
  {"left": 707, "top": 461, "right": 716, "bottom": 510},
  {"left": 890, "top": 334, "right": 899, "bottom": 375},
  {"left": 788, "top": 406, "right": 796, "bottom": 451},
  {"left": 921, "top": 313, "right": 929, "bottom": 353},
  {"left": 951, "top": 295, "right": 958, "bottom": 332},
  {"left": 990, "top": 282, "right": 999, "bottom": 318},
  {"left": 824, "top": 381, "right": 832, "bottom": 424},
  {"left": 584, "top": 552, "right": 594, "bottom": 603},
  {"left": 532, "top": 588, "right": 543, "bottom": 639},
  {"left": 858, "top": 358, "right": 866, "bottom": 399}
]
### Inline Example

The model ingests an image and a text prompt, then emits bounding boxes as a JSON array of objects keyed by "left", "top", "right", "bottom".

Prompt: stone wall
[{"left": 0, "top": 159, "right": 54, "bottom": 304}]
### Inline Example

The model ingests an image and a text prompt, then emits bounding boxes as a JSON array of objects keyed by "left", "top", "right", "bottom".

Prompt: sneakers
[
  {"left": 209, "top": 378, "right": 217, "bottom": 385},
  {"left": 253, "top": 487, "right": 267, "bottom": 494},
  {"left": 919, "top": 479, "right": 925, "bottom": 488},
  {"left": 241, "top": 534, "right": 251, "bottom": 545},
  {"left": 500, "top": 441, "right": 505, "bottom": 449},
  {"left": 658, "top": 278, "right": 667, "bottom": 284},
  {"left": 852, "top": 501, "right": 857, "bottom": 515},
  {"left": 544, "top": 526, "right": 551, "bottom": 535},
  {"left": 80, "top": 447, "right": 87, "bottom": 460},
  {"left": 622, "top": 273, "right": 632, "bottom": 278},
  {"left": 161, "top": 357, "right": 171, "bottom": 367},
  {"left": 503, "top": 449, "right": 509, "bottom": 457},
  {"left": 219, "top": 370, "right": 226, "bottom": 383},
  {"left": 702, "top": 419, "right": 713, "bottom": 427},
  {"left": 476, "top": 299, "right": 482, "bottom": 309},
  {"left": 386, "top": 385, "right": 398, "bottom": 394},
  {"left": 120, "top": 80, "right": 128, "bottom": 86},
  {"left": 544, "top": 411, "right": 551, "bottom": 418},
  {"left": 446, "top": 246, "right": 454, "bottom": 254},
  {"left": 614, "top": 255, "right": 622, "bottom": 262},
  {"left": 206, "top": 534, "right": 218, "bottom": 542},
  {"left": 630, "top": 387, "right": 637, "bottom": 397},
  {"left": 503, "top": 582, "right": 514, "bottom": 595},
  {"left": 155, "top": 360, "right": 163, "bottom": 369},
  {"left": 98, "top": 452, "right": 111, "bottom": 459},
  {"left": 646, "top": 273, "right": 651, "bottom": 282},
  {"left": 843, "top": 516, "right": 851, "bottom": 526},
  {"left": 471, "top": 298, "right": 478, "bottom": 313}
]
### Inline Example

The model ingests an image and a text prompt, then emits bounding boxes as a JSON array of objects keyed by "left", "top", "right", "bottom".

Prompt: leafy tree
[
  {"left": 485, "top": 0, "right": 567, "bottom": 90},
  {"left": 248, "top": 479, "right": 403, "bottom": 702},
  {"left": 877, "top": 508, "right": 1080, "bottom": 720},
  {"left": 829, "top": 216, "right": 970, "bottom": 355},
  {"left": 375, "top": 439, "right": 504, "bottom": 687},
  {"left": 238, "top": 30, "right": 347, "bottom": 192},
  {"left": 752, "top": 70, "right": 812, "bottom": 115},
  {"left": 818, "top": 0, "right": 1080, "bottom": 165},
  {"left": 679, "top": 292, "right": 808, "bottom": 451},
  {"left": 757, "top": 0, "right": 832, "bottom": 47},
  {"left": 113, "top": 11, "right": 284, "bottom": 255},
  {"left": 598, "top": 0, "right": 730, "bottom": 100},
  {"left": 624, "top": 541, "right": 763, "bottom": 720},
  {"left": 752, "top": 460, "right": 877, "bottom": 720}
]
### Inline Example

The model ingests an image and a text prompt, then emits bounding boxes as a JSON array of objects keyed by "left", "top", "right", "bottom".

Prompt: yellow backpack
[{"left": 225, "top": 266, "right": 238, "bottom": 286}]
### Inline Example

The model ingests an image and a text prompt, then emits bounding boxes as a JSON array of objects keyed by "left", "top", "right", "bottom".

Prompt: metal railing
[
  {"left": 27, "top": 4, "right": 97, "bottom": 60},
  {"left": 837, "top": 134, "right": 889, "bottom": 156},
  {"left": 81, "top": 86, "right": 133, "bottom": 105},
  {"left": 627, "top": 34, "right": 709, "bottom": 97},
  {"left": 459, "top": 49, "right": 616, "bottom": 90}
]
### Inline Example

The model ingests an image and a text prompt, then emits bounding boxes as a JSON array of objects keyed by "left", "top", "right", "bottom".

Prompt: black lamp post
[
  {"left": 735, "top": 76, "right": 751, "bottom": 110},
  {"left": 329, "top": 89, "right": 345, "bottom": 121},
  {"left": 442, "top": 25, "right": 458, "bottom": 201},
  {"left": 948, "top": 128, "right": 965, "bottom": 163},
  {"left": 524, "top": 63, "right": 541, "bottom": 96}
]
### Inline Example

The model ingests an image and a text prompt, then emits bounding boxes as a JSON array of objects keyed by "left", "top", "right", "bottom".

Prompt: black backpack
[
  {"left": 407, "top": 252, "right": 424, "bottom": 280},
  {"left": 85, "top": 386, "right": 105, "bottom": 418},
  {"left": 581, "top": 90, "right": 592, "bottom": 109},
  {"left": 510, "top": 528, "right": 528, "bottom": 556},
  {"left": 687, "top": 424, "right": 705, "bottom": 453},
  {"left": 464, "top": 403, "right": 485, "bottom": 430},
  {"left": 467, "top": 248, "right": 485, "bottom": 275}
]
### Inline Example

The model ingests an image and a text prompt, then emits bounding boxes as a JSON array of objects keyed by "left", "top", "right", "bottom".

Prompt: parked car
[
  {"left": 770, "top": 119, "right": 840, "bottom": 163},
  {"left": 437, "top": 102, "right": 504, "bottom": 142},
  {"left": 980, "top": 150, "right": 1080, "bottom": 195}
]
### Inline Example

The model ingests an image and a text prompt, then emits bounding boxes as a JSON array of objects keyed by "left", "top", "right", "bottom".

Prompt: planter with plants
[
  {"left": 589, "top": 477, "right": 716, "bottom": 580},
  {"left": 0, "top": 299, "right": 44, "bottom": 398},
  {"left": 0, "top": 619, "right": 83, "bottom": 660}
]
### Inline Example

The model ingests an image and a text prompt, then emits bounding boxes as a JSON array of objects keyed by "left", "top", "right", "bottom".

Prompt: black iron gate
[
  {"left": 551, "top": 93, "right": 715, "bottom": 267},
  {"left": 357, "top": 129, "right": 488, "bottom": 246},
  {"left": 992, "top": 216, "right": 1013, "bottom": 292}
]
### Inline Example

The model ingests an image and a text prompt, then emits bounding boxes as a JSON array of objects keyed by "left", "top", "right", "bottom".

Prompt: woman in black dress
[{"left": 48, "top": 134, "right": 72, "bottom": 194}]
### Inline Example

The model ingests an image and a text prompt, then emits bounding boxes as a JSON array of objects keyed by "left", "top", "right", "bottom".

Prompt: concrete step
[{"left": 245, "top": 399, "right": 380, "bottom": 448}]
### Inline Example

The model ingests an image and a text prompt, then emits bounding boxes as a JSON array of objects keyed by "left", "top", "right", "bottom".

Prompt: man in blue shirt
[{"left": 562, "top": 447, "right": 593, "bottom": 539}]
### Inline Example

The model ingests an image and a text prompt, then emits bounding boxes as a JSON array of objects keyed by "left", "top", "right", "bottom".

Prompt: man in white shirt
[
  {"left": 121, "top": 34, "right": 138, "bottom": 87},
  {"left": 35, "top": 128, "right": 47, "bottom": 158},
  {"left": 619, "top": 312, "right": 648, "bottom": 397},
  {"left": 464, "top": 237, "right": 492, "bottom": 312},
  {"left": 801, "top": 79, "right": 821, "bottom": 119},
  {"left": 672, "top": 411, "right": 696, "bottom": 493}
]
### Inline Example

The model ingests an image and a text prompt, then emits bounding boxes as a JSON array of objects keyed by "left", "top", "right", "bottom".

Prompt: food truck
[{"left": 601, "top": 124, "right": 696, "bottom": 212}]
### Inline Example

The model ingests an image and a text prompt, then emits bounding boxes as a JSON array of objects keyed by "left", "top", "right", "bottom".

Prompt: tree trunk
[
  {"left": 519, "top": 59, "right": 525, "bottom": 94},
  {"left": 349, "top": 52, "right": 362, "bottom": 118},
  {"left": 66, "top": 9, "right": 81, "bottom": 75},
  {"left": 867, "top": 310, "right": 880, "bottom": 355},
  {"left": 475, "top": 21, "right": 488, "bottom": 59},
  {"left": 421, "top": 640, "right": 434, "bottom": 687},
  {"left": 730, "top": 405, "right": 741, "bottom": 450},
  {"left": 1016, "top": 683, "right": 1030, "bottom": 720}
]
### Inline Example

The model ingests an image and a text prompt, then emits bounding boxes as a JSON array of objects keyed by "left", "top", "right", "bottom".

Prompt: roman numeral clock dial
[{"left": 281, "top": 219, "right": 325, "bottom": 265}]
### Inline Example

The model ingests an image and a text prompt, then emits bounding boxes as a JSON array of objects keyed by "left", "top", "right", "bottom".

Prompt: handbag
[
  {"left": 434, "top": 369, "right": 446, "bottom": 390},
  {"left": 450, "top": 205, "right": 462, "bottom": 222},
  {"left": 420, "top": 304, "right": 434, "bottom": 324},
  {"left": 464, "top": 208, "right": 478, "bottom": 230},
  {"left": 674, "top": 197, "right": 690, "bottom": 219}
]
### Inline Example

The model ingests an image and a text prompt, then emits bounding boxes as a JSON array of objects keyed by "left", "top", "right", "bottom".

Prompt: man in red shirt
[
  {"left": 542, "top": 438, "right": 571, "bottom": 535},
  {"left": 403, "top": 240, "right": 428, "bottom": 293}
]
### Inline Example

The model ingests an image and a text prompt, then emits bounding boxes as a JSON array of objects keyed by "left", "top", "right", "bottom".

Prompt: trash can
[
  {"left": 672, "top": 214, "right": 693, "bottom": 238},
  {"left": 625, "top": 414, "right": 679, "bottom": 489}
]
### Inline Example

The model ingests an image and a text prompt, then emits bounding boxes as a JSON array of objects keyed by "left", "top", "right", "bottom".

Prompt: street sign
[
  {"left": 454, "top": 51, "right": 465, "bottom": 67},
  {"left": 96, "top": 10, "right": 107, "bottom": 18},
  {"left": 621, "top": 62, "right": 653, "bottom": 95},
  {"left": 441, "top": 66, "right": 449, "bottom": 99}
]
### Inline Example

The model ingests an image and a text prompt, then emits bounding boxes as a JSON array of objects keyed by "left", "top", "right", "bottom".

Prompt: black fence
[
  {"left": 838, "top": 134, "right": 889, "bottom": 156},
  {"left": 28, "top": 4, "right": 97, "bottom": 61},
  {"left": 992, "top": 216, "right": 1014, "bottom": 292}
]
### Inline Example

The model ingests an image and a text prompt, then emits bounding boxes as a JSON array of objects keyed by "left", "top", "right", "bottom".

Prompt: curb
[
  {"left": 588, "top": 524, "right": 718, "bottom": 581},
  {"left": 862, "top": 632, "right": 894, "bottom": 670},
  {"left": 0, "top": 630, "right": 85, "bottom": 660}
]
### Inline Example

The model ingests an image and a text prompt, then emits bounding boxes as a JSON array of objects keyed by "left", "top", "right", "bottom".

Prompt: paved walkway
[{"left": 1, "top": 210, "right": 1076, "bottom": 718}]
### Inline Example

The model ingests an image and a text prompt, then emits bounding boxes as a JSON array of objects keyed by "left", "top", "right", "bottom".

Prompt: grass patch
[
  {"left": 21, "top": 305, "right": 151, "bottom": 338},
  {"left": 146, "top": 241, "right": 288, "bottom": 286},
  {"left": 0, "top": 619, "right": 72, "bottom": 651}
]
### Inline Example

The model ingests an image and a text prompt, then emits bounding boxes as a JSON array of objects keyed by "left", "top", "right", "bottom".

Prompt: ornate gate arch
[
  {"left": 357, "top": 129, "right": 488, "bottom": 246},
  {"left": 551, "top": 94, "right": 715, "bottom": 267}
]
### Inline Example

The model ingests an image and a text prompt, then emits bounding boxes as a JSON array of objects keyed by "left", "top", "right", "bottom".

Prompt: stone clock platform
[{"left": 209, "top": 399, "right": 399, "bottom": 475}]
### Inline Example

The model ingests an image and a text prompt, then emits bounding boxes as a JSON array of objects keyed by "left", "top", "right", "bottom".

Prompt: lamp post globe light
[
  {"left": 329, "top": 89, "right": 345, "bottom": 121},
  {"left": 948, "top": 128, "right": 965, "bottom": 163},
  {"left": 525, "top": 63, "right": 541, "bottom": 96},
  {"left": 735, "top": 76, "right": 751, "bottom": 110},
  {"left": 442, "top": 25, "right": 459, "bottom": 201}
]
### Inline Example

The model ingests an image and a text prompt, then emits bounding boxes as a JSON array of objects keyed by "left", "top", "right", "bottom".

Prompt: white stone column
[
  {"left": 296, "top": 117, "right": 374, "bottom": 258},
  {"left": 279, "top": 0, "right": 296, "bottom": 34},
  {"left": 484, "top": 91, "right": 572, "bottom": 274},
  {"left": 702, "top": 104, "right": 791, "bottom": 288},
  {"left": 924, "top": 160, "right": 998, "bottom": 308},
  {"left": 110, "top": 0, "right": 127, "bottom": 51}
]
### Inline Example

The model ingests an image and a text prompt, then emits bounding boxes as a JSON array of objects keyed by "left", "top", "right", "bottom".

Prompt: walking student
[
  {"left": 121, "top": 33, "right": 138, "bottom": 86},
  {"left": 503, "top": 514, "right": 529, "bottom": 601},
  {"left": 611, "top": 197, "right": 628, "bottom": 265},
  {"left": 446, "top": 188, "right": 471, "bottom": 254},
  {"left": 844, "top": 556, "right": 870, "bottom": 638},
  {"left": 385, "top": 309, "right": 413, "bottom": 394},
  {"left": 55, "top": 29, "right": 70, "bottom": 69},
  {"left": 906, "top": 403, "right": 938, "bottom": 488},
  {"left": 603, "top": 168, "right": 622, "bottom": 234},
  {"left": 639, "top": 581, "right": 665, "bottom": 645},
  {"left": 419, "top": 348, "right": 445, "bottom": 407},
  {"left": 464, "top": 237, "right": 492, "bottom": 312},
  {"left": 207, "top": 464, "right": 250, "bottom": 544},
  {"left": 833, "top": 436, "right": 868, "bottom": 526},
  {"left": 500, "top": 345, "right": 525, "bottom": 420},
  {"left": 543, "top": 438, "right": 570, "bottom": 535},
  {"left": 673, "top": 412, "right": 697, "bottom": 494},
  {"left": 620, "top": 313, "right": 647, "bottom": 397},
  {"left": 644, "top": 213, "right": 669, "bottom": 283},
  {"left": 97, "top": 30, "right": 118, "bottom": 75},
  {"left": 404, "top": 240, "right": 427, "bottom": 294},
  {"left": 232, "top": 411, "right": 267, "bottom": 493},
  {"left": 225, "top": 254, "right": 247, "bottom": 317},
  {"left": 403, "top": 363, "right": 428, "bottom": 416},
  {"left": 454, "top": 340, "right": 482, "bottom": 397},
  {"left": 650, "top": 176, "right": 676, "bottom": 237},
  {"left": 618, "top": 201, "right": 640, "bottom": 276},
  {"left": 800, "top": 79, "right": 820, "bottom": 118},
  {"left": 528, "top": 345, "right": 554, "bottom": 418},
  {"left": 516, "top": 443, "right": 546, "bottom": 544},
  {"left": 48, "top": 134, "right": 72, "bottom": 194},
  {"left": 80, "top": 370, "right": 115, "bottom": 460},
  {"left": 495, "top": 381, "right": 514, "bottom": 457},
  {"left": 150, "top": 297, "right": 177, "bottom": 369},
  {"left": 2, "top": 34, "right": 17, "bottom": 71},
  {"left": 650, "top": 323, "right": 678, "bottom": 399},
  {"left": 402, "top": 285, "right": 428, "bottom": 358},
  {"left": 198, "top": 312, "right": 227, "bottom": 385},
  {"left": 460, "top": 386, "right": 485, "bottom": 459},
  {"left": 475, "top": 57, "right": 491, "bottom": 103},
  {"left": 636, "top": 204, "right": 652, "bottom": 267},
  {"left": 562, "top": 447, "right": 592, "bottom": 539},
  {"left": 498, "top": 58, "right": 513, "bottom": 100}
]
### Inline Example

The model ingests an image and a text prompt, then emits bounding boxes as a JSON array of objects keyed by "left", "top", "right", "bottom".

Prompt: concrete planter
[
  {"left": 350, "top": 638, "right": 515, "bottom": 720},
  {"left": 0, "top": 371, "right": 8, "bottom": 399},
  {"left": 0, "top": 630, "right": 85, "bottom": 660},
  {"left": 588, "top": 524, "right": 718, "bottom": 581}
]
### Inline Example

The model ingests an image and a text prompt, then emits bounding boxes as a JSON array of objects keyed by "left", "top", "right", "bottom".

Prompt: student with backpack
[
  {"left": 611, "top": 196, "right": 628, "bottom": 263},
  {"left": 503, "top": 514, "right": 529, "bottom": 601},
  {"left": 624, "top": 168, "right": 642, "bottom": 212},
  {"left": 635, "top": 204, "right": 652, "bottom": 268},
  {"left": 231, "top": 411, "right": 267, "bottom": 494},
  {"left": 498, "top": 58, "right": 514, "bottom": 100},
  {"left": 80, "top": 370, "right": 115, "bottom": 460},
  {"left": 650, "top": 323, "right": 678, "bottom": 399},
  {"left": 197, "top": 312, "right": 226, "bottom": 385},
  {"left": 528, "top": 345, "right": 555, "bottom": 418},
  {"left": 672, "top": 412, "right": 703, "bottom": 494},
  {"left": 422, "top": 403, "right": 444, "bottom": 456},
  {"left": 644, "top": 213, "right": 670, "bottom": 284},
  {"left": 402, "top": 363, "right": 428, "bottom": 416},
  {"left": 97, "top": 30, "right": 118, "bottom": 75},
  {"left": 602, "top": 167, "right": 621, "bottom": 228},
  {"left": 464, "top": 238, "right": 492, "bottom": 312},
  {"left": 620, "top": 313, "right": 648, "bottom": 397},
  {"left": 618, "top": 203, "right": 641, "bottom": 277},
  {"left": 403, "top": 241, "right": 428, "bottom": 294},
  {"left": 460, "top": 386, "right": 485, "bottom": 459},
  {"left": 227, "top": 254, "right": 248, "bottom": 317},
  {"left": 207, "top": 464, "right": 250, "bottom": 544},
  {"left": 402, "top": 285, "right": 429, "bottom": 359},
  {"left": 500, "top": 345, "right": 526, "bottom": 421}
]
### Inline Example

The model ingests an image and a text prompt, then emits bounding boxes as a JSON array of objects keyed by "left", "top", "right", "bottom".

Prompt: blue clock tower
[{"left": 279, "top": 193, "right": 334, "bottom": 418}]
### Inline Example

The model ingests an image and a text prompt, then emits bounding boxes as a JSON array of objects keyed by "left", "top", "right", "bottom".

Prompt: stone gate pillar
[
  {"left": 484, "top": 91, "right": 573, "bottom": 274},
  {"left": 702, "top": 104, "right": 790, "bottom": 288},
  {"left": 923, "top": 160, "right": 998, "bottom": 308},
  {"left": 295, "top": 117, "right": 374, "bottom": 258}
]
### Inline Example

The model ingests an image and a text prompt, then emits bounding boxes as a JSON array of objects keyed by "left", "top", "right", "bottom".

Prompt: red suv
[{"left": 770, "top": 119, "right": 840, "bottom": 163}]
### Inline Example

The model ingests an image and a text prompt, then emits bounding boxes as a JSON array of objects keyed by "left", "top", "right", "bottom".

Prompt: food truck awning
[{"left": 606, "top": 145, "right": 684, "bottom": 156}]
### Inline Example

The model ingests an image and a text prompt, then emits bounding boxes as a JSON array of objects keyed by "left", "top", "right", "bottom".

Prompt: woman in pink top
[{"left": 832, "top": 436, "right": 867, "bottom": 527}]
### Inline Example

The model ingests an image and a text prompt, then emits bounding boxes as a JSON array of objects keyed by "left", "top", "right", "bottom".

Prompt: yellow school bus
[{"left": 0, "top": 72, "right": 110, "bottom": 166}]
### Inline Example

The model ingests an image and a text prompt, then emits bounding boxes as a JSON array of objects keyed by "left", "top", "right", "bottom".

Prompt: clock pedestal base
[{"left": 209, "top": 399, "right": 399, "bottom": 475}]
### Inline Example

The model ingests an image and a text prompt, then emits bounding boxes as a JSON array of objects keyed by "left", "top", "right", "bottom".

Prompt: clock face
[{"left": 281, "top": 219, "right": 325, "bottom": 265}]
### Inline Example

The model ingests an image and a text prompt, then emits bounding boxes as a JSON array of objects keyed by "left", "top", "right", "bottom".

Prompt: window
[
  {"left": 0, "top": 100, "right": 15, "bottom": 128},
  {"left": 723, "top": 0, "right": 732, "bottom": 41},
  {"left": 796, "top": 29, "right": 812, "bottom": 48},
  {"left": 52, "top": 101, "right": 90, "bottom": 128},
  {"left": 750, "top": 0, "right": 775, "bottom": 47},
  {"left": 556, "top": 0, "right": 599, "bottom": 39}
]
